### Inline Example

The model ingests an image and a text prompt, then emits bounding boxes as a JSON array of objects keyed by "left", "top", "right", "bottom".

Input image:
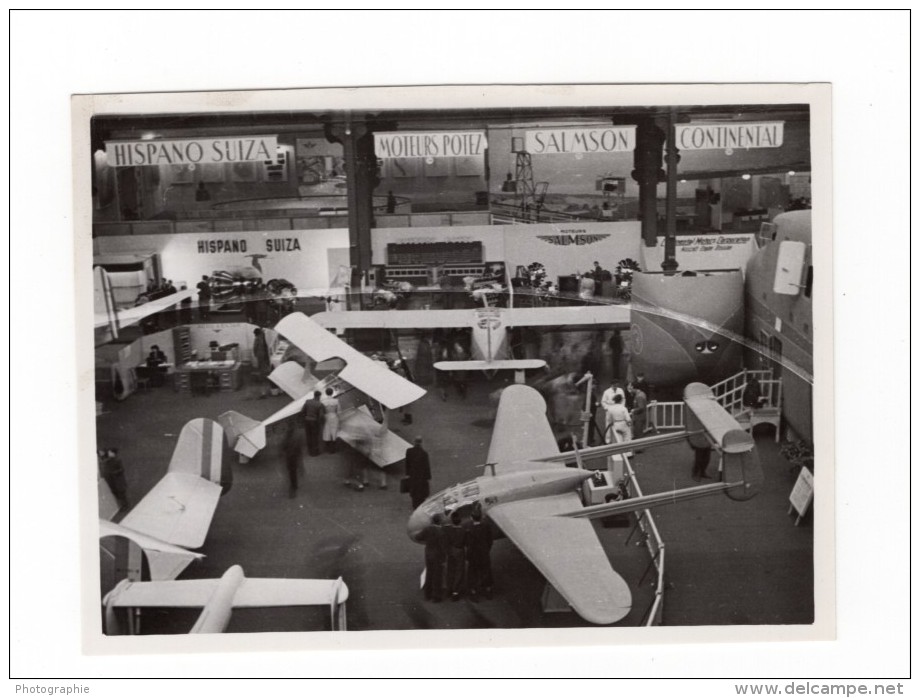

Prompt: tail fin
[
  {"left": 190, "top": 565, "right": 245, "bottom": 634},
  {"left": 169, "top": 418, "right": 233, "bottom": 493},
  {"left": 217, "top": 411, "right": 266, "bottom": 460}
]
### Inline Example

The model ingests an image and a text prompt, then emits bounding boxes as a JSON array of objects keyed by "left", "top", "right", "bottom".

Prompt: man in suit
[
  {"left": 405, "top": 436, "right": 432, "bottom": 509},
  {"left": 300, "top": 390, "right": 324, "bottom": 456}
]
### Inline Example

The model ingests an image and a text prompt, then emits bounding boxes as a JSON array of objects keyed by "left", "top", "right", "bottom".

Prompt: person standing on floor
[
  {"left": 300, "top": 390, "right": 324, "bottom": 457},
  {"left": 688, "top": 432, "right": 713, "bottom": 482},
  {"left": 282, "top": 420, "right": 303, "bottom": 498},
  {"left": 628, "top": 382, "right": 648, "bottom": 442},
  {"left": 634, "top": 372, "right": 652, "bottom": 403},
  {"left": 608, "top": 394, "right": 632, "bottom": 444},
  {"left": 419, "top": 513, "right": 447, "bottom": 602},
  {"left": 465, "top": 506, "right": 493, "bottom": 600},
  {"left": 444, "top": 511, "right": 468, "bottom": 601},
  {"left": 743, "top": 376, "right": 767, "bottom": 409},
  {"left": 405, "top": 436, "right": 431, "bottom": 509},
  {"left": 196, "top": 275, "right": 212, "bottom": 322},
  {"left": 345, "top": 432, "right": 371, "bottom": 491},
  {"left": 251, "top": 327, "right": 271, "bottom": 399},
  {"left": 601, "top": 381, "right": 627, "bottom": 443},
  {"left": 320, "top": 387, "right": 340, "bottom": 453},
  {"left": 99, "top": 448, "right": 129, "bottom": 511}
]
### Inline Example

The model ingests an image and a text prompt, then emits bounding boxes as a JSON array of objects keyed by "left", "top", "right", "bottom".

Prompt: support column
[
  {"left": 661, "top": 109, "right": 680, "bottom": 274},
  {"left": 327, "top": 115, "right": 378, "bottom": 309},
  {"left": 631, "top": 118, "right": 666, "bottom": 248}
]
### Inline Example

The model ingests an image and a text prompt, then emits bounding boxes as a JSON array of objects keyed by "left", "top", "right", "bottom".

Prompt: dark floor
[{"left": 95, "top": 363, "right": 813, "bottom": 635}]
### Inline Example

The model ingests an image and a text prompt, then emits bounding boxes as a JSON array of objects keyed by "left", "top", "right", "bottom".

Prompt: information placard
[{"left": 788, "top": 466, "right": 814, "bottom": 525}]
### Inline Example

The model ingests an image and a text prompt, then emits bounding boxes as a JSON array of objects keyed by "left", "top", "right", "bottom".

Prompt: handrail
[{"left": 622, "top": 453, "right": 666, "bottom": 626}]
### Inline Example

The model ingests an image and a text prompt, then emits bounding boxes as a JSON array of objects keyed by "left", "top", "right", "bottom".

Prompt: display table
[{"left": 174, "top": 359, "right": 241, "bottom": 393}]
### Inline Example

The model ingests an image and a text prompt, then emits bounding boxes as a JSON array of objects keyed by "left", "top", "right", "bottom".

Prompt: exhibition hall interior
[{"left": 90, "top": 92, "right": 817, "bottom": 635}]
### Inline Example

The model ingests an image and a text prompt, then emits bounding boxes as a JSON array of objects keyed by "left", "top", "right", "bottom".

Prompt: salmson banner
[{"left": 525, "top": 127, "right": 636, "bottom": 154}]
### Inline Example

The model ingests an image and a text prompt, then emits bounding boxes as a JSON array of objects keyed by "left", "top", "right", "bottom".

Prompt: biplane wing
[{"left": 276, "top": 313, "right": 426, "bottom": 409}]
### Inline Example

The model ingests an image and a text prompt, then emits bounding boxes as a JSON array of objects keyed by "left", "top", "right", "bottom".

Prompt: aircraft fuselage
[{"left": 407, "top": 465, "right": 591, "bottom": 542}]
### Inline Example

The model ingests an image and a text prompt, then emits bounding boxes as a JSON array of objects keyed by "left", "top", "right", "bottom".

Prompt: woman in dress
[{"left": 321, "top": 387, "right": 341, "bottom": 453}]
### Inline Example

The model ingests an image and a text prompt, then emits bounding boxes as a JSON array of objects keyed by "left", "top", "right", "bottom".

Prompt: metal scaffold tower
[{"left": 511, "top": 140, "right": 548, "bottom": 219}]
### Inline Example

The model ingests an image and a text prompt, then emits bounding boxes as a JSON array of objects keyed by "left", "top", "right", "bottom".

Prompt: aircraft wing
[
  {"left": 487, "top": 385, "right": 560, "bottom": 465},
  {"left": 276, "top": 313, "right": 425, "bottom": 409},
  {"left": 434, "top": 359, "right": 546, "bottom": 372},
  {"left": 337, "top": 405, "right": 411, "bottom": 467},
  {"left": 311, "top": 309, "right": 474, "bottom": 329},
  {"left": 487, "top": 493, "right": 632, "bottom": 625},
  {"left": 94, "top": 289, "right": 196, "bottom": 329},
  {"left": 119, "top": 472, "right": 222, "bottom": 549},
  {"left": 501, "top": 305, "right": 631, "bottom": 327},
  {"left": 267, "top": 361, "right": 318, "bottom": 400}
]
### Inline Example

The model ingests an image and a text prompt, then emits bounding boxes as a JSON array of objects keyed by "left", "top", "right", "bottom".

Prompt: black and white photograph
[
  {"left": 78, "top": 84, "right": 828, "bottom": 640},
  {"left": 10, "top": 10, "right": 910, "bottom": 684}
]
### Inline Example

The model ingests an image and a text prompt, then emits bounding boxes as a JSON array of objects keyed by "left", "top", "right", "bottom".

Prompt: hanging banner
[
  {"left": 676, "top": 122, "right": 784, "bottom": 150},
  {"left": 525, "top": 127, "right": 636, "bottom": 154},
  {"left": 374, "top": 131, "right": 488, "bottom": 159},
  {"left": 105, "top": 136, "right": 279, "bottom": 167}
]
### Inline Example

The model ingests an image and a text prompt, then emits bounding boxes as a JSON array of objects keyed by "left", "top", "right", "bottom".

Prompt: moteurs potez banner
[
  {"left": 374, "top": 131, "right": 487, "bottom": 159},
  {"left": 105, "top": 136, "right": 279, "bottom": 167}
]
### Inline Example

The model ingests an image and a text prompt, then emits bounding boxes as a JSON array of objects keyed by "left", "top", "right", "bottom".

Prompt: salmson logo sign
[{"left": 537, "top": 231, "right": 611, "bottom": 246}]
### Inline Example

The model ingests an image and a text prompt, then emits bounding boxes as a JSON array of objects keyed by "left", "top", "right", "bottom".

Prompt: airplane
[
  {"left": 744, "top": 209, "right": 813, "bottom": 442},
  {"left": 218, "top": 312, "right": 426, "bottom": 465},
  {"left": 310, "top": 303, "right": 630, "bottom": 382},
  {"left": 99, "top": 418, "right": 232, "bottom": 583},
  {"left": 102, "top": 565, "right": 349, "bottom": 634},
  {"left": 406, "top": 381, "right": 762, "bottom": 625}
]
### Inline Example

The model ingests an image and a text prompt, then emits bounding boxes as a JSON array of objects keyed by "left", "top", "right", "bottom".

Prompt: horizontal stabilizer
[
  {"left": 102, "top": 565, "right": 350, "bottom": 633},
  {"left": 434, "top": 359, "right": 546, "bottom": 372},
  {"left": 216, "top": 411, "right": 260, "bottom": 447},
  {"left": 217, "top": 411, "right": 266, "bottom": 459},
  {"left": 99, "top": 519, "right": 203, "bottom": 581}
]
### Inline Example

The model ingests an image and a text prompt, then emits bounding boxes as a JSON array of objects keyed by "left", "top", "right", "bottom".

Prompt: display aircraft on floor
[
  {"left": 310, "top": 304, "right": 631, "bottom": 380},
  {"left": 99, "top": 418, "right": 232, "bottom": 582},
  {"left": 102, "top": 565, "right": 349, "bottom": 634},
  {"left": 407, "top": 382, "right": 763, "bottom": 625},
  {"left": 218, "top": 312, "right": 426, "bottom": 465}
]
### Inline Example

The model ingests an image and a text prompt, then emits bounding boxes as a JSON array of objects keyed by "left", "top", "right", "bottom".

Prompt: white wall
[
  {"left": 502, "top": 221, "right": 642, "bottom": 281},
  {"left": 95, "top": 228, "right": 350, "bottom": 295},
  {"left": 639, "top": 233, "right": 757, "bottom": 276}
]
